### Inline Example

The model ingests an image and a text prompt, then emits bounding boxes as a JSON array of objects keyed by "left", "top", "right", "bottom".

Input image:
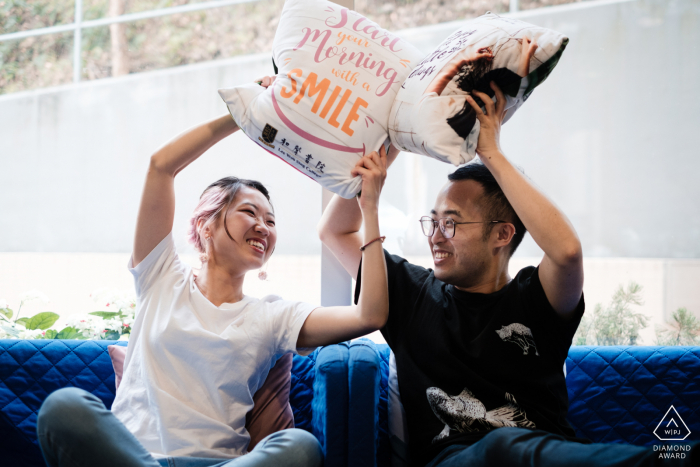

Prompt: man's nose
[{"left": 431, "top": 224, "right": 446, "bottom": 242}]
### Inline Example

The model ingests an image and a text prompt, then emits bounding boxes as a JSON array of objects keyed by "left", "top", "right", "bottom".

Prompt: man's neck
[
  {"left": 194, "top": 260, "right": 245, "bottom": 307},
  {"left": 453, "top": 270, "right": 511, "bottom": 294},
  {"left": 454, "top": 255, "right": 512, "bottom": 294}
]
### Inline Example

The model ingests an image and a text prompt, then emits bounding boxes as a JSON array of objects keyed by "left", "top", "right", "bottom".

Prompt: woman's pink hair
[{"left": 187, "top": 177, "right": 272, "bottom": 261}]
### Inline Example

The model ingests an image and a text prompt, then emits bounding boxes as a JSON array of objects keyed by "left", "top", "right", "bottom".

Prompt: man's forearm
[
  {"left": 317, "top": 194, "right": 364, "bottom": 279},
  {"left": 481, "top": 151, "right": 582, "bottom": 265},
  {"left": 320, "top": 194, "right": 363, "bottom": 237}
]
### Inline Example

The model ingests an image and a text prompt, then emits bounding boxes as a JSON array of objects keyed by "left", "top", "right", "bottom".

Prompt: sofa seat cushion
[{"left": 0, "top": 339, "right": 320, "bottom": 467}]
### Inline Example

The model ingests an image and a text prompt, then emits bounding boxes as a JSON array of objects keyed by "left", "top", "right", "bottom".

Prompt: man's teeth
[
  {"left": 434, "top": 252, "right": 451, "bottom": 259},
  {"left": 247, "top": 240, "right": 265, "bottom": 251}
]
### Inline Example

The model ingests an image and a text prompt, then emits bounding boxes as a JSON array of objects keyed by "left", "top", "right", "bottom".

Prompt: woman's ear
[{"left": 197, "top": 219, "right": 211, "bottom": 241}]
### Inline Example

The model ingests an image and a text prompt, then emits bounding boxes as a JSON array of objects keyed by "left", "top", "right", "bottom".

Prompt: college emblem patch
[{"left": 261, "top": 124, "right": 278, "bottom": 144}]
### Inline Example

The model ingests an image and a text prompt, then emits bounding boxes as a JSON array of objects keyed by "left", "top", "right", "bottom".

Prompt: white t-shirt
[{"left": 111, "top": 233, "right": 316, "bottom": 459}]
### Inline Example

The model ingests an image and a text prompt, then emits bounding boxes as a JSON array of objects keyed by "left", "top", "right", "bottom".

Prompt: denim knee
[
  {"left": 280, "top": 429, "right": 323, "bottom": 466},
  {"left": 37, "top": 387, "right": 101, "bottom": 439}
]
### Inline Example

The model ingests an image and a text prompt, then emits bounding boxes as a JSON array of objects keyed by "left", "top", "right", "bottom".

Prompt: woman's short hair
[{"left": 187, "top": 176, "right": 271, "bottom": 259}]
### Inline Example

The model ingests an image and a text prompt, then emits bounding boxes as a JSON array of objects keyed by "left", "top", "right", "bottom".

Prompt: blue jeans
[
  {"left": 37, "top": 388, "right": 322, "bottom": 467},
  {"left": 425, "top": 427, "right": 698, "bottom": 467}
]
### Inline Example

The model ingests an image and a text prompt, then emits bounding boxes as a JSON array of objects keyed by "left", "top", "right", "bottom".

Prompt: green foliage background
[{"left": 0, "top": 0, "right": 587, "bottom": 95}]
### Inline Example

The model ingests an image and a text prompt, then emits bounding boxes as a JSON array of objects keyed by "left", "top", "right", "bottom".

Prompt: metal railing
[
  {"left": 0, "top": 0, "right": 522, "bottom": 84},
  {"left": 0, "top": 0, "right": 260, "bottom": 83}
]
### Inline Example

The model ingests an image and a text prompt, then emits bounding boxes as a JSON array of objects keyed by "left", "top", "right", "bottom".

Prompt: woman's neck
[{"left": 194, "top": 260, "right": 245, "bottom": 307}]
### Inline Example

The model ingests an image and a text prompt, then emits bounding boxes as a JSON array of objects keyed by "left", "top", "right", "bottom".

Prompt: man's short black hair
[{"left": 447, "top": 161, "right": 527, "bottom": 257}]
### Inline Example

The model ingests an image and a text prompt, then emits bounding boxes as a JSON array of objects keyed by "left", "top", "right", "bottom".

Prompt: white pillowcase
[
  {"left": 219, "top": 0, "right": 421, "bottom": 198},
  {"left": 389, "top": 12, "right": 568, "bottom": 165}
]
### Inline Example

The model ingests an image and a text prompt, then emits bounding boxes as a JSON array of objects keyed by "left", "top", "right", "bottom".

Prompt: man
[{"left": 318, "top": 82, "right": 697, "bottom": 467}]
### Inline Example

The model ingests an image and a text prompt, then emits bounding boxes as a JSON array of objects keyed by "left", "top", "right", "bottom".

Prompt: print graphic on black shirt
[
  {"left": 427, "top": 387, "right": 535, "bottom": 443},
  {"left": 354, "top": 252, "right": 586, "bottom": 466},
  {"left": 495, "top": 323, "right": 539, "bottom": 356}
]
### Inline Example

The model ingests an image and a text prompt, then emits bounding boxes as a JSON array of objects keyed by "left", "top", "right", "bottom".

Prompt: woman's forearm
[
  {"left": 132, "top": 115, "right": 238, "bottom": 266},
  {"left": 355, "top": 207, "right": 389, "bottom": 329},
  {"left": 151, "top": 114, "right": 238, "bottom": 177}
]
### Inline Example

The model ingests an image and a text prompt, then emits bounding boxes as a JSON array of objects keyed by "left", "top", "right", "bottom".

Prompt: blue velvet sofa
[
  {"left": 370, "top": 344, "right": 700, "bottom": 466},
  {"left": 2, "top": 340, "right": 699, "bottom": 467},
  {"left": 0, "top": 339, "right": 379, "bottom": 467}
]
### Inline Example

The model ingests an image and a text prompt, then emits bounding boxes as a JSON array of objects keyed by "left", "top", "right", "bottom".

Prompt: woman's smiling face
[{"left": 205, "top": 186, "right": 277, "bottom": 273}]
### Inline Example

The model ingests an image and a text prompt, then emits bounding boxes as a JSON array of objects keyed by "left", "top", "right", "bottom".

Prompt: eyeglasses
[{"left": 419, "top": 216, "right": 506, "bottom": 239}]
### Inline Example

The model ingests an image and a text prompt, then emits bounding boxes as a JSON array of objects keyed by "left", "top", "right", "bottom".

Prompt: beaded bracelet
[{"left": 360, "top": 236, "right": 386, "bottom": 251}]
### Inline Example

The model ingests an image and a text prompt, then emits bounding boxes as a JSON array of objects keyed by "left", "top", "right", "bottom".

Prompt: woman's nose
[{"left": 254, "top": 219, "right": 269, "bottom": 236}]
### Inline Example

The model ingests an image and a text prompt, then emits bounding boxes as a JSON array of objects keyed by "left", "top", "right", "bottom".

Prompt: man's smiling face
[{"left": 429, "top": 179, "right": 492, "bottom": 287}]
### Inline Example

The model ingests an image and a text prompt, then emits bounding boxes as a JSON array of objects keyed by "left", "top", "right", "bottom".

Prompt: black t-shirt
[{"left": 354, "top": 251, "right": 586, "bottom": 467}]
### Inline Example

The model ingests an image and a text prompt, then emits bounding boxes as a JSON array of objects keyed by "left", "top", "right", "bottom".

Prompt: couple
[{"left": 36, "top": 77, "right": 695, "bottom": 467}]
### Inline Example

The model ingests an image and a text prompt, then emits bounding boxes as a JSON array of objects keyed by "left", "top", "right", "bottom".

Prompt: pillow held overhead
[
  {"left": 389, "top": 12, "right": 568, "bottom": 166},
  {"left": 219, "top": 0, "right": 422, "bottom": 198}
]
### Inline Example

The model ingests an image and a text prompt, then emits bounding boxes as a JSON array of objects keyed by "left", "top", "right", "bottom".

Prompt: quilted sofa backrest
[
  {"left": 376, "top": 344, "right": 700, "bottom": 450},
  {"left": 0, "top": 339, "right": 318, "bottom": 467},
  {"left": 566, "top": 346, "right": 700, "bottom": 445}
]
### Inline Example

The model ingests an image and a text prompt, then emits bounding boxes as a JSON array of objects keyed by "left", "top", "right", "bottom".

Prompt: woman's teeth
[
  {"left": 247, "top": 240, "right": 265, "bottom": 251},
  {"left": 434, "top": 252, "right": 451, "bottom": 259}
]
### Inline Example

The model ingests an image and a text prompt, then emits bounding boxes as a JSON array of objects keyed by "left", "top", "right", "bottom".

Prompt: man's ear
[{"left": 493, "top": 223, "right": 516, "bottom": 249}]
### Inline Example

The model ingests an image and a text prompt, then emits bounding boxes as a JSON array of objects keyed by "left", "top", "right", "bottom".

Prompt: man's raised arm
[
  {"left": 467, "top": 83, "right": 584, "bottom": 320},
  {"left": 318, "top": 145, "right": 399, "bottom": 280}
]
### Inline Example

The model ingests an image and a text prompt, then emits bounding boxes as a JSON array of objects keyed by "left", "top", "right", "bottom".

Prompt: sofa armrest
[
  {"left": 347, "top": 339, "right": 381, "bottom": 467},
  {"left": 312, "top": 343, "right": 350, "bottom": 467}
]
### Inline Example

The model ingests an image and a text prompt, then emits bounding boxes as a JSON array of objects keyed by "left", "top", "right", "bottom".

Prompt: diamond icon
[{"left": 654, "top": 406, "right": 691, "bottom": 441}]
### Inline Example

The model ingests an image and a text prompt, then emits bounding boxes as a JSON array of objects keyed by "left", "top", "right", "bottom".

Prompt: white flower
[
  {"left": 18, "top": 329, "right": 43, "bottom": 339},
  {"left": 20, "top": 290, "right": 50, "bottom": 305},
  {"left": 0, "top": 298, "right": 8, "bottom": 309},
  {"left": 90, "top": 288, "right": 136, "bottom": 313},
  {"left": 118, "top": 334, "right": 130, "bottom": 341},
  {"left": 103, "top": 318, "right": 123, "bottom": 332}
]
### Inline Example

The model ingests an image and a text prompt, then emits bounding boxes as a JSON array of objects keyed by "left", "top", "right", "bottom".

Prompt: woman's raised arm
[
  {"left": 297, "top": 147, "right": 390, "bottom": 348},
  {"left": 132, "top": 115, "right": 238, "bottom": 266}
]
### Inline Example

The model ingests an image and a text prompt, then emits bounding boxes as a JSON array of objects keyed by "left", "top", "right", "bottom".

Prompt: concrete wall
[{"left": 0, "top": 54, "right": 322, "bottom": 255}]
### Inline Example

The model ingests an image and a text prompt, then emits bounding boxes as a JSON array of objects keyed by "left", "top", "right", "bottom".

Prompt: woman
[{"left": 36, "top": 76, "right": 390, "bottom": 467}]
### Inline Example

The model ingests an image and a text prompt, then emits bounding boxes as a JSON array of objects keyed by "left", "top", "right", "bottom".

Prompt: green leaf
[
  {"left": 15, "top": 317, "right": 29, "bottom": 327},
  {"left": 0, "top": 308, "right": 13, "bottom": 320},
  {"left": 104, "top": 331, "right": 121, "bottom": 340},
  {"left": 44, "top": 329, "right": 58, "bottom": 339},
  {"left": 26, "top": 312, "right": 60, "bottom": 330},
  {"left": 89, "top": 311, "right": 120, "bottom": 320},
  {"left": 56, "top": 326, "right": 82, "bottom": 339}
]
